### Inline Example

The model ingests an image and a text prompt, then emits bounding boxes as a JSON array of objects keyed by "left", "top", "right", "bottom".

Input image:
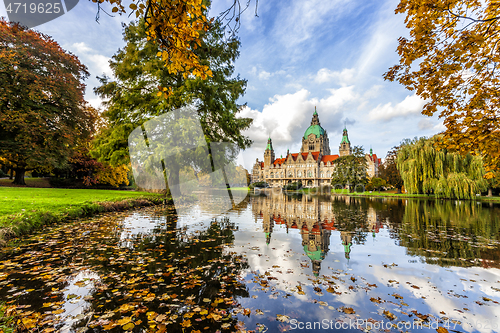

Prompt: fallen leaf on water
[
  {"left": 383, "top": 310, "right": 396, "bottom": 320},
  {"left": 277, "top": 314, "right": 290, "bottom": 322},
  {"left": 343, "top": 307, "right": 355, "bottom": 314},
  {"left": 122, "top": 322, "right": 135, "bottom": 330}
]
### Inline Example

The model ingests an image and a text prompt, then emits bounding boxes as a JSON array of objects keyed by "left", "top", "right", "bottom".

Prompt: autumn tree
[
  {"left": 92, "top": 18, "right": 252, "bottom": 188},
  {"left": 330, "top": 146, "right": 368, "bottom": 192},
  {"left": 396, "top": 136, "right": 487, "bottom": 199},
  {"left": 379, "top": 146, "right": 403, "bottom": 192},
  {"left": 91, "top": 0, "right": 256, "bottom": 84},
  {"left": 0, "top": 20, "right": 96, "bottom": 185},
  {"left": 384, "top": 0, "right": 500, "bottom": 178}
]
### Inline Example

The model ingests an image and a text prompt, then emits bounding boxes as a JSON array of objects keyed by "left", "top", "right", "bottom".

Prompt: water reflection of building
[
  {"left": 254, "top": 194, "right": 385, "bottom": 271},
  {"left": 253, "top": 193, "right": 336, "bottom": 276}
]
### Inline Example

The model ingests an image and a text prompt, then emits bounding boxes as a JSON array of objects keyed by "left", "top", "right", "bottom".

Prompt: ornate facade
[{"left": 251, "top": 108, "right": 381, "bottom": 187}]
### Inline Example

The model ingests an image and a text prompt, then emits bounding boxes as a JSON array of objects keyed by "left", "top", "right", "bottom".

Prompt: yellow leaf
[{"left": 122, "top": 322, "right": 135, "bottom": 330}]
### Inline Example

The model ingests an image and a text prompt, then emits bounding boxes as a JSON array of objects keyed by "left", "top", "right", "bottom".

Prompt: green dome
[
  {"left": 303, "top": 245, "right": 325, "bottom": 261},
  {"left": 303, "top": 124, "right": 325, "bottom": 139}
]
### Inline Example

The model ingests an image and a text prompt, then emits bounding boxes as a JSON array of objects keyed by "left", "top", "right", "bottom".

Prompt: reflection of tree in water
[
  {"left": 0, "top": 208, "right": 250, "bottom": 332},
  {"left": 331, "top": 196, "right": 369, "bottom": 247},
  {"left": 396, "top": 200, "right": 500, "bottom": 268},
  {"left": 69, "top": 210, "right": 250, "bottom": 332}
]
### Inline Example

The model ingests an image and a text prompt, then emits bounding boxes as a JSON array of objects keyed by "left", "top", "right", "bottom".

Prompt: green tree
[
  {"left": 370, "top": 177, "right": 386, "bottom": 192},
  {"left": 384, "top": 0, "right": 500, "bottom": 178},
  {"left": 92, "top": 18, "right": 252, "bottom": 187},
  {"left": 396, "top": 137, "right": 487, "bottom": 199},
  {"left": 379, "top": 146, "right": 403, "bottom": 192},
  {"left": 331, "top": 146, "right": 368, "bottom": 192},
  {"left": 0, "top": 20, "right": 95, "bottom": 185}
]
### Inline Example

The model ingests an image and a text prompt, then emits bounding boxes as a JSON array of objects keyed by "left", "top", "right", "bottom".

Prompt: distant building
[{"left": 251, "top": 108, "right": 381, "bottom": 187}]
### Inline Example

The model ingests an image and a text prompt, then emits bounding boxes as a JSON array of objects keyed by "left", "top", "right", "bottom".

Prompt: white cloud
[
  {"left": 418, "top": 119, "right": 434, "bottom": 130},
  {"left": 258, "top": 70, "right": 271, "bottom": 80},
  {"left": 239, "top": 89, "right": 312, "bottom": 147},
  {"left": 68, "top": 42, "right": 113, "bottom": 78},
  {"left": 368, "top": 93, "right": 426, "bottom": 121},
  {"left": 315, "top": 68, "right": 356, "bottom": 86}
]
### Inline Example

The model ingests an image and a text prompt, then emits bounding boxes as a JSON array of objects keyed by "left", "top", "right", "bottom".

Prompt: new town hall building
[{"left": 251, "top": 108, "right": 381, "bottom": 187}]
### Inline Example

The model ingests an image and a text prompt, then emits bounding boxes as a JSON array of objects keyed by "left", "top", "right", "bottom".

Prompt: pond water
[{"left": 1, "top": 193, "right": 500, "bottom": 333}]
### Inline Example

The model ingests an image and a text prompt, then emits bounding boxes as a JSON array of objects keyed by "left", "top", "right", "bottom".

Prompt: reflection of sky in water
[
  {"left": 111, "top": 194, "right": 500, "bottom": 332},
  {"left": 2, "top": 194, "right": 500, "bottom": 333},
  {"left": 58, "top": 271, "right": 99, "bottom": 333},
  {"left": 218, "top": 196, "right": 500, "bottom": 333}
]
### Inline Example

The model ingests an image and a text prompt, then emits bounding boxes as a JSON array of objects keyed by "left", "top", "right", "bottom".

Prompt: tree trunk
[
  {"left": 9, "top": 168, "right": 13, "bottom": 180},
  {"left": 13, "top": 168, "right": 26, "bottom": 185},
  {"left": 488, "top": 187, "right": 492, "bottom": 197}
]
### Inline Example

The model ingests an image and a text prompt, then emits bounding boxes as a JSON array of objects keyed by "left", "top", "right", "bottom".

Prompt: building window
[{"left": 308, "top": 171, "right": 312, "bottom": 177}]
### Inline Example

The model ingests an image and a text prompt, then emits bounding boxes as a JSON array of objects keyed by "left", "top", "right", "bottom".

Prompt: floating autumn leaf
[
  {"left": 118, "top": 303, "right": 135, "bottom": 313},
  {"left": 383, "top": 310, "right": 397, "bottom": 321},
  {"left": 276, "top": 314, "right": 290, "bottom": 322},
  {"left": 122, "top": 322, "right": 135, "bottom": 330},
  {"left": 117, "top": 317, "right": 132, "bottom": 326},
  {"left": 155, "top": 314, "right": 167, "bottom": 322},
  {"left": 180, "top": 319, "right": 192, "bottom": 328},
  {"left": 436, "top": 327, "right": 449, "bottom": 333},
  {"left": 342, "top": 307, "right": 355, "bottom": 314}
]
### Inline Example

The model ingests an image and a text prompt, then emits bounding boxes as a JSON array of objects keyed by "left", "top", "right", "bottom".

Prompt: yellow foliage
[
  {"left": 93, "top": 0, "right": 212, "bottom": 84},
  {"left": 97, "top": 164, "right": 129, "bottom": 187},
  {"left": 385, "top": 0, "right": 500, "bottom": 176}
]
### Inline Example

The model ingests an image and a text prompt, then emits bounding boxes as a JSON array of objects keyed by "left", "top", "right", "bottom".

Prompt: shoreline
[{"left": 0, "top": 195, "right": 169, "bottom": 246}]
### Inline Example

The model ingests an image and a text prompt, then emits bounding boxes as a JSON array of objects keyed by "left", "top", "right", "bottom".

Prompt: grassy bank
[
  {"left": 331, "top": 189, "right": 500, "bottom": 202},
  {"left": 0, "top": 187, "right": 165, "bottom": 245}
]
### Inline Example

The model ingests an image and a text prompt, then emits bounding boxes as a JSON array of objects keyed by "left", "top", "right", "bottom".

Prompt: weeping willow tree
[{"left": 397, "top": 137, "right": 487, "bottom": 199}]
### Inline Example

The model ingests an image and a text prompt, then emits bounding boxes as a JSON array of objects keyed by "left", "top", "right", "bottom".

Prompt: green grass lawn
[
  {"left": 0, "top": 187, "right": 164, "bottom": 242},
  {"left": 0, "top": 187, "right": 161, "bottom": 218}
]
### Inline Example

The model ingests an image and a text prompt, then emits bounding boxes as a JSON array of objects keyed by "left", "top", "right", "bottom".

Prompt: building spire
[
  {"left": 266, "top": 136, "right": 273, "bottom": 151},
  {"left": 313, "top": 106, "right": 318, "bottom": 115}
]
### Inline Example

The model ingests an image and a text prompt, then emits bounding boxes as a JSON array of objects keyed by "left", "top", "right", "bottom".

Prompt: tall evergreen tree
[{"left": 92, "top": 17, "right": 252, "bottom": 172}]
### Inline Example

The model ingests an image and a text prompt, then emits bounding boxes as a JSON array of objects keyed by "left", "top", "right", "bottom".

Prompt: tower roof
[
  {"left": 304, "top": 108, "right": 325, "bottom": 139},
  {"left": 340, "top": 128, "right": 350, "bottom": 144},
  {"left": 304, "top": 124, "right": 325, "bottom": 139},
  {"left": 266, "top": 137, "right": 273, "bottom": 150}
]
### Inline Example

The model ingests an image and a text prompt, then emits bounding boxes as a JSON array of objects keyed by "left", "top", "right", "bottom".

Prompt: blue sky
[{"left": 1, "top": 0, "right": 445, "bottom": 167}]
